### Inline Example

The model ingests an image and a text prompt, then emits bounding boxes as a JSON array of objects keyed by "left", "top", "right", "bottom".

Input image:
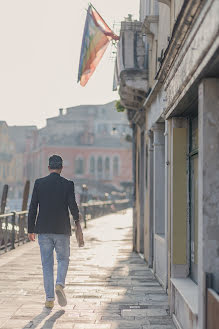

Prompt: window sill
[{"left": 171, "top": 277, "right": 198, "bottom": 315}]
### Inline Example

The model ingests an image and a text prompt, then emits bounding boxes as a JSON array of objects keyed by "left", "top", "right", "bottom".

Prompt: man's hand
[
  {"left": 75, "top": 220, "right": 81, "bottom": 226},
  {"left": 28, "top": 233, "right": 36, "bottom": 241}
]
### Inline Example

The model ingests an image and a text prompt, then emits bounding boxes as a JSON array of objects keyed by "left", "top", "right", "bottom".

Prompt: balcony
[{"left": 114, "top": 19, "right": 149, "bottom": 111}]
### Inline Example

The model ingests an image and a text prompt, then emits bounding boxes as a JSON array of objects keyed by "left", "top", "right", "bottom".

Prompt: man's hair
[{"left": 49, "top": 155, "right": 63, "bottom": 169}]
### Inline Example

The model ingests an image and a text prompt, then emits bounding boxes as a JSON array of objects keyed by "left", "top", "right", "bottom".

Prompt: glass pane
[
  {"left": 113, "top": 157, "right": 119, "bottom": 176},
  {"left": 105, "top": 157, "right": 110, "bottom": 179},
  {"left": 90, "top": 157, "right": 95, "bottom": 174},
  {"left": 190, "top": 154, "right": 198, "bottom": 283},
  {"left": 75, "top": 158, "right": 84, "bottom": 174},
  {"left": 97, "top": 157, "right": 103, "bottom": 179},
  {"left": 97, "top": 157, "right": 103, "bottom": 172},
  {"left": 191, "top": 117, "right": 198, "bottom": 152}
]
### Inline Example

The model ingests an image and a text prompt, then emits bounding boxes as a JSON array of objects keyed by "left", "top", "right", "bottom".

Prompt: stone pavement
[{"left": 0, "top": 209, "right": 175, "bottom": 329}]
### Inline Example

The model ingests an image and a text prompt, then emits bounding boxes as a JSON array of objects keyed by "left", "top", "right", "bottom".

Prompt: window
[
  {"left": 90, "top": 157, "right": 95, "bottom": 175},
  {"left": 105, "top": 157, "right": 110, "bottom": 179},
  {"left": 97, "top": 157, "right": 103, "bottom": 179},
  {"left": 145, "top": 144, "right": 148, "bottom": 189},
  {"left": 113, "top": 156, "right": 119, "bottom": 176},
  {"left": 189, "top": 116, "right": 198, "bottom": 284},
  {"left": 3, "top": 165, "right": 6, "bottom": 178},
  {"left": 97, "top": 157, "right": 103, "bottom": 172},
  {"left": 75, "top": 157, "right": 84, "bottom": 175},
  {"left": 98, "top": 124, "right": 108, "bottom": 134},
  {"left": 153, "top": 0, "right": 159, "bottom": 15}
]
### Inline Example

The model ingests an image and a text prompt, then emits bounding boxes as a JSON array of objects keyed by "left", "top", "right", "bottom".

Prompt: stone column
[
  {"left": 139, "top": 130, "right": 145, "bottom": 253},
  {"left": 132, "top": 124, "right": 137, "bottom": 251},
  {"left": 164, "top": 119, "right": 169, "bottom": 290},
  {"left": 198, "top": 78, "right": 219, "bottom": 329},
  {"left": 148, "top": 130, "right": 154, "bottom": 268}
]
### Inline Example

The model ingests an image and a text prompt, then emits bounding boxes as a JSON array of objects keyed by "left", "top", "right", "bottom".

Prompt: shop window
[
  {"left": 75, "top": 157, "right": 84, "bottom": 175},
  {"left": 189, "top": 116, "right": 198, "bottom": 284}
]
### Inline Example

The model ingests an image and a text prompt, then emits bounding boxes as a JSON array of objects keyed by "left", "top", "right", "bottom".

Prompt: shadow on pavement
[
  {"left": 23, "top": 309, "right": 65, "bottom": 329},
  {"left": 90, "top": 226, "right": 174, "bottom": 329}
]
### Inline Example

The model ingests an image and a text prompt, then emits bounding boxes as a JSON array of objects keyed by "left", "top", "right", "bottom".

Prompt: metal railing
[
  {"left": 0, "top": 210, "right": 28, "bottom": 253},
  {"left": 0, "top": 199, "right": 131, "bottom": 253},
  {"left": 80, "top": 199, "right": 131, "bottom": 228}
]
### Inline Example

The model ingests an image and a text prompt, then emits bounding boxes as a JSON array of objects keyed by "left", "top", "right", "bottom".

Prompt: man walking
[{"left": 28, "top": 155, "right": 81, "bottom": 308}]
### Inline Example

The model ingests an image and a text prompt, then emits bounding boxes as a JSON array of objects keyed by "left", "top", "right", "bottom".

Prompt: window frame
[{"left": 188, "top": 116, "right": 199, "bottom": 284}]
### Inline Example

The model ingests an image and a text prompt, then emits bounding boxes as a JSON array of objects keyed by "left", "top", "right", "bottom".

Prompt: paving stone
[
  {"left": 121, "top": 309, "right": 167, "bottom": 318},
  {"left": 148, "top": 316, "right": 174, "bottom": 325},
  {"left": 146, "top": 326, "right": 175, "bottom": 329},
  {"left": 0, "top": 210, "right": 175, "bottom": 329},
  {"left": 74, "top": 324, "right": 111, "bottom": 329}
]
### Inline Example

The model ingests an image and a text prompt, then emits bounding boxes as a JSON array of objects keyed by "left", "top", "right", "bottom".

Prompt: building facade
[
  {"left": 0, "top": 121, "right": 37, "bottom": 199},
  {"left": 25, "top": 101, "right": 132, "bottom": 195},
  {"left": 115, "top": 1, "right": 219, "bottom": 328},
  {"left": 0, "top": 121, "right": 16, "bottom": 190}
]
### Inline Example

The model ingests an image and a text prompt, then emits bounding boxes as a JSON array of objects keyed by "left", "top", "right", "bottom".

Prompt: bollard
[{"left": 11, "top": 212, "right": 16, "bottom": 250}]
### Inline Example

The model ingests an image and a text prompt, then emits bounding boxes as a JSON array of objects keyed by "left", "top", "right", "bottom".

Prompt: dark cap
[{"left": 49, "top": 155, "right": 63, "bottom": 169}]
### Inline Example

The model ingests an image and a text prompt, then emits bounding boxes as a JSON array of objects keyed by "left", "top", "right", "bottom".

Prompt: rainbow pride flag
[{"left": 78, "top": 4, "right": 119, "bottom": 87}]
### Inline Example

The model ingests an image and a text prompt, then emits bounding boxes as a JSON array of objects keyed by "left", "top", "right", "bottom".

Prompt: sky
[{"left": 0, "top": 0, "right": 139, "bottom": 128}]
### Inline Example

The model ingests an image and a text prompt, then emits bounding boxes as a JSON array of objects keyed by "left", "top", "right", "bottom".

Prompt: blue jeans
[{"left": 38, "top": 234, "right": 70, "bottom": 301}]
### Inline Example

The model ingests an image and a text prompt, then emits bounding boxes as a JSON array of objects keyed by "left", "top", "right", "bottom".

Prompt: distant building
[
  {"left": 25, "top": 101, "right": 132, "bottom": 195},
  {"left": 0, "top": 121, "right": 16, "bottom": 190},
  {"left": 0, "top": 121, "right": 37, "bottom": 198}
]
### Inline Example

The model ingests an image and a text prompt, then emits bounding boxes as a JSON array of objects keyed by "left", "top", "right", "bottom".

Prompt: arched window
[
  {"left": 105, "top": 157, "right": 110, "bottom": 179},
  {"left": 97, "top": 157, "right": 103, "bottom": 179},
  {"left": 75, "top": 157, "right": 84, "bottom": 175},
  {"left": 113, "top": 156, "right": 119, "bottom": 176},
  {"left": 90, "top": 157, "right": 95, "bottom": 174},
  {"left": 97, "top": 157, "right": 103, "bottom": 172}
]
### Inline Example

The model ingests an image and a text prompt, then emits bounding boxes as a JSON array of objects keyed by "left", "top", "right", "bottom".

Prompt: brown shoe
[
  {"left": 45, "top": 300, "right": 54, "bottom": 308},
  {"left": 55, "top": 284, "right": 67, "bottom": 307}
]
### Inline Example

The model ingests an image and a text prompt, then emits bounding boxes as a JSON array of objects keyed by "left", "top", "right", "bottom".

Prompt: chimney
[{"left": 59, "top": 108, "right": 63, "bottom": 116}]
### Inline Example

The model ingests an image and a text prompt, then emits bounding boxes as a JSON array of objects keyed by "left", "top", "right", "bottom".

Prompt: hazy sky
[{"left": 0, "top": 0, "right": 139, "bottom": 128}]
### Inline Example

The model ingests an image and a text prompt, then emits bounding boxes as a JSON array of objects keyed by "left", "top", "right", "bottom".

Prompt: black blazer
[{"left": 28, "top": 172, "right": 79, "bottom": 235}]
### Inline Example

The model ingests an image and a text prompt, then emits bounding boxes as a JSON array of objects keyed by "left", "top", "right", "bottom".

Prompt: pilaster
[{"left": 198, "top": 78, "right": 219, "bottom": 329}]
